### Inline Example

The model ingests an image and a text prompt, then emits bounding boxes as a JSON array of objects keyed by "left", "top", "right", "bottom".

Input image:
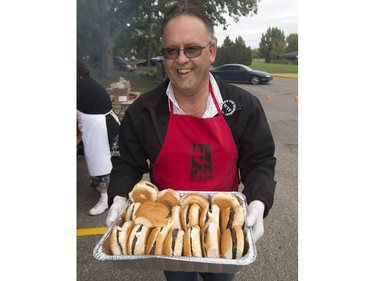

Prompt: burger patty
[
  {"left": 230, "top": 228, "right": 237, "bottom": 259},
  {"left": 116, "top": 229, "right": 124, "bottom": 255},
  {"left": 131, "top": 225, "right": 143, "bottom": 254},
  {"left": 149, "top": 227, "right": 164, "bottom": 255},
  {"left": 171, "top": 229, "right": 178, "bottom": 256},
  {"left": 226, "top": 209, "right": 235, "bottom": 229}
]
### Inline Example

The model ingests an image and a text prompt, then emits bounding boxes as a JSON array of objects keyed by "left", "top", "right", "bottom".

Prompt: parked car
[
  {"left": 113, "top": 56, "right": 137, "bottom": 71},
  {"left": 210, "top": 64, "right": 273, "bottom": 85},
  {"left": 135, "top": 59, "right": 148, "bottom": 67},
  {"left": 150, "top": 56, "right": 164, "bottom": 66}
]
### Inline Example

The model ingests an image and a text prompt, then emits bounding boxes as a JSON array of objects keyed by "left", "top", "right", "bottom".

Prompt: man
[{"left": 106, "top": 3, "right": 276, "bottom": 281}]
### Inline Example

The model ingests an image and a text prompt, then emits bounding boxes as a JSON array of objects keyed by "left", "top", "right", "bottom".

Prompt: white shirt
[{"left": 166, "top": 73, "right": 223, "bottom": 118}]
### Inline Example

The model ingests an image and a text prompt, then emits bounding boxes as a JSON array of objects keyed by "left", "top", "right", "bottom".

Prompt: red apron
[{"left": 152, "top": 84, "right": 239, "bottom": 192}]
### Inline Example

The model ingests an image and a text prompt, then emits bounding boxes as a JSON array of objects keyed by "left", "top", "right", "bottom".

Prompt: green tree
[
  {"left": 114, "top": 1, "right": 163, "bottom": 65},
  {"left": 233, "top": 36, "right": 252, "bottom": 65},
  {"left": 216, "top": 36, "right": 252, "bottom": 65},
  {"left": 77, "top": 0, "right": 142, "bottom": 77},
  {"left": 251, "top": 48, "right": 261, "bottom": 60},
  {"left": 216, "top": 36, "right": 234, "bottom": 65},
  {"left": 258, "top": 27, "right": 286, "bottom": 63},
  {"left": 78, "top": 0, "right": 260, "bottom": 77},
  {"left": 222, "top": 36, "right": 235, "bottom": 48},
  {"left": 286, "top": 33, "right": 298, "bottom": 52}
]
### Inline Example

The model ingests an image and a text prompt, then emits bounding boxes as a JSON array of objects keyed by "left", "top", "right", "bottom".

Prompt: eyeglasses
[{"left": 161, "top": 43, "right": 211, "bottom": 59}]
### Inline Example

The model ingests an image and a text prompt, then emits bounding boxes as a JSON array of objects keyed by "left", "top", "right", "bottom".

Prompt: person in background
[
  {"left": 77, "top": 59, "right": 120, "bottom": 216},
  {"left": 106, "top": 3, "right": 276, "bottom": 281}
]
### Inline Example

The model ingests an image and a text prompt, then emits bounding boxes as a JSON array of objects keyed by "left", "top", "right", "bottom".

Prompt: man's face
[{"left": 162, "top": 15, "right": 216, "bottom": 96}]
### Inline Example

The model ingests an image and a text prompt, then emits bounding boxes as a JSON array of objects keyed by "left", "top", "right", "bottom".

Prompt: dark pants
[{"left": 164, "top": 271, "right": 234, "bottom": 281}]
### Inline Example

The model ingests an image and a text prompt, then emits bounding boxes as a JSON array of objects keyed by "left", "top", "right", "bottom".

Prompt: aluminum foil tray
[{"left": 93, "top": 191, "right": 256, "bottom": 273}]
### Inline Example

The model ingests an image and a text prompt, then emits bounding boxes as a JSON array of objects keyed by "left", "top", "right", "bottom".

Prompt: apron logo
[
  {"left": 191, "top": 144, "right": 213, "bottom": 181},
  {"left": 222, "top": 100, "right": 236, "bottom": 116}
]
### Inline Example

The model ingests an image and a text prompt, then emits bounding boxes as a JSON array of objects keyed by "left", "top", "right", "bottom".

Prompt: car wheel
[{"left": 250, "top": 76, "right": 260, "bottom": 85}]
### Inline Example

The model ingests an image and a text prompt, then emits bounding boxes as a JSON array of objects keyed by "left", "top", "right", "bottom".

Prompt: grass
[
  {"left": 250, "top": 59, "right": 298, "bottom": 74},
  {"left": 89, "top": 60, "right": 298, "bottom": 94},
  {"left": 90, "top": 66, "right": 162, "bottom": 94}
]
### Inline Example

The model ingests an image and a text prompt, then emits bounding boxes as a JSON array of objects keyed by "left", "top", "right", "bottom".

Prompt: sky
[{"left": 215, "top": 0, "right": 298, "bottom": 48}]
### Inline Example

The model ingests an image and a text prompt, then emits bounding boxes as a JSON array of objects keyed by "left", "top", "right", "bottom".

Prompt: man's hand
[
  {"left": 245, "top": 200, "right": 265, "bottom": 243},
  {"left": 106, "top": 196, "right": 127, "bottom": 227}
]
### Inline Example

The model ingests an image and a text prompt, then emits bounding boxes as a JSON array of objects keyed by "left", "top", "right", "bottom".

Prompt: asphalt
[{"left": 77, "top": 76, "right": 298, "bottom": 281}]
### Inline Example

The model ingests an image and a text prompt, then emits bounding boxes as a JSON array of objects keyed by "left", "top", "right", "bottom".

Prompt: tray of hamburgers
[{"left": 93, "top": 181, "right": 257, "bottom": 273}]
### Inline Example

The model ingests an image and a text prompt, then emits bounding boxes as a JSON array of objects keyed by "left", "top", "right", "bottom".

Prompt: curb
[{"left": 272, "top": 74, "right": 298, "bottom": 79}]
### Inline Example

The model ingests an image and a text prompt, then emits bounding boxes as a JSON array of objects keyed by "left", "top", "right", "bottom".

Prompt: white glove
[
  {"left": 106, "top": 196, "right": 127, "bottom": 227},
  {"left": 245, "top": 200, "right": 265, "bottom": 243}
]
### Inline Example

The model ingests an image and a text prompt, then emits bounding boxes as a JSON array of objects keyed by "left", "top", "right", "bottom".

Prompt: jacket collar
[{"left": 141, "top": 74, "right": 244, "bottom": 115}]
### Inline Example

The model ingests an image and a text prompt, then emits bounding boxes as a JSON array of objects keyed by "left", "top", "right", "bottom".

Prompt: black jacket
[{"left": 108, "top": 75, "right": 276, "bottom": 217}]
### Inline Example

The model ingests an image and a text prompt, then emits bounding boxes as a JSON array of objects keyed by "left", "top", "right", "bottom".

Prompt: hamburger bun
[
  {"left": 122, "top": 202, "right": 141, "bottom": 221},
  {"left": 169, "top": 205, "right": 182, "bottom": 230},
  {"left": 211, "top": 192, "right": 241, "bottom": 211},
  {"left": 183, "top": 226, "right": 203, "bottom": 257},
  {"left": 162, "top": 228, "right": 185, "bottom": 257},
  {"left": 109, "top": 220, "right": 134, "bottom": 255},
  {"left": 156, "top": 188, "right": 180, "bottom": 208},
  {"left": 199, "top": 204, "right": 220, "bottom": 231},
  {"left": 145, "top": 225, "right": 171, "bottom": 255},
  {"left": 127, "top": 224, "right": 151, "bottom": 255},
  {"left": 129, "top": 180, "right": 159, "bottom": 203},
  {"left": 220, "top": 205, "right": 244, "bottom": 233},
  {"left": 201, "top": 222, "right": 221, "bottom": 258},
  {"left": 220, "top": 225, "right": 244, "bottom": 259},
  {"left": 181, "top": 203, "right": 200, "bottom": 231},
  {"left": 134, "top": 201, "right": 170, "bottom": 227},
  {"left": 180, "top": 193, "right": 209, "bottom": 210}
]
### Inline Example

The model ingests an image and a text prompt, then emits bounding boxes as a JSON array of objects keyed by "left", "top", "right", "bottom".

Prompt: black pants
[{"left": 164, "top": 271, "right": 234, "bottom": 281}]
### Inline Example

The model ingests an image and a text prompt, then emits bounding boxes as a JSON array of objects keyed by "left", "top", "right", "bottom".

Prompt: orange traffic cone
[
  {"left": 295, "top": 96, "right": 298, "bottom": 102},
  {"left": 266, "top": 95, "right": 270, "bottom": 101}
]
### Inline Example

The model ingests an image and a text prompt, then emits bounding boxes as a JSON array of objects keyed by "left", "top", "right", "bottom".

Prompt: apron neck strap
[{"left": 209, "top": 83, "right": 223, "bottom": 117}]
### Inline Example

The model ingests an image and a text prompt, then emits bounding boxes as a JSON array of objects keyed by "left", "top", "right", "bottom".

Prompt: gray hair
[{"left": 162, "top": 2, "right": 215, "bottom": 42}]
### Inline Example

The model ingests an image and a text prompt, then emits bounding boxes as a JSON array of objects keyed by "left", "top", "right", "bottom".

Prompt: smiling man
[
  {"left": 106, "top": 3, "right": 276, "bottom": 281},
  {"left": 161, "top": 11, "right": 216, "bottom": 112}
]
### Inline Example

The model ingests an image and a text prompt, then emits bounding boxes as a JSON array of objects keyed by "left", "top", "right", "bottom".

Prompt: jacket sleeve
[
  {"left": 237, "top": 96, "right": 276, "bottom": 218},
  {"left": 107, "top": 107, "right": 150, "bottom": 206},
  {"left": 107, "top": 82, "right": 169, "bottom": 207}
]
